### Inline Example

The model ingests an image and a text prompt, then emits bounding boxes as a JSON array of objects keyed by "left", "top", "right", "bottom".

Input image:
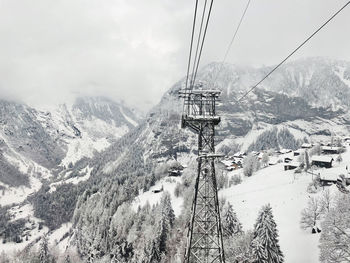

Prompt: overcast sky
[{"left": 0, "top": 0, "right": 349, "bottom": 111}]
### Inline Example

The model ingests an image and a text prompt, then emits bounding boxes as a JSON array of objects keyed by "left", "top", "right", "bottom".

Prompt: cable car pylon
[{"left": 179, "top": 83, "right": 225, "bottom": 263}]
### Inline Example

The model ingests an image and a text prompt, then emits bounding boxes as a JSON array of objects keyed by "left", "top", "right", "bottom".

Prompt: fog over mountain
[
  {"left": 0, "top": 0, "right": 349, "bottom": 111},
  {"left": 1, "top": 0, "right": 350, "bottom": 261}
]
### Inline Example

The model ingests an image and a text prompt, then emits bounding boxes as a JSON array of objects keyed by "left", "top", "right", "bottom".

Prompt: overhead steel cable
[
  {"left": 185, "top": 0, "right": 199, "bottom": 91},
  {"left": 236, "top": 0, "right": 350, "bottom": 103},
  {"left": 190, "top": 0, "right": 209, "bottom": 89},
  {"left": 191, "top": 0, "right": 215, "bottom": 88},
  {"left": 211, "top": 0, "right": 251, "bottom": 88}
]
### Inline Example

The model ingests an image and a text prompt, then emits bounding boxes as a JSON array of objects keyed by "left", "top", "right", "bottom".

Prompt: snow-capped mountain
[
  {"left": 87, "top": 57, "right": 350, "bottom": 181},
  {"left": 68, "top": 58, "right": 350, "bottom": 262},
  {"left": 2, "top": 57, "right": 350, "bottom": 260},
  {"left": 0, "top": 96, "right": 140, "bottom": 206}
]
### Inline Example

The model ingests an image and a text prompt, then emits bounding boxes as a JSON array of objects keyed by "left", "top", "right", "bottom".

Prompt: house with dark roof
[
  {"left": 321, "top": 146, "right": 342, "bottom": 154},
  {"left": 311, "top": 155, "right": 334, "bottom": 168}
]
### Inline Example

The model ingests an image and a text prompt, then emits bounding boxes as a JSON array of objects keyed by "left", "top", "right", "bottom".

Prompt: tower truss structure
[{"left": 180, "top": 87, "right": 225, "bottom": 263}]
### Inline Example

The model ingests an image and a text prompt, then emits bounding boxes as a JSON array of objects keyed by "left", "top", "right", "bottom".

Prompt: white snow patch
[
  {"left": 61, "top": 135, "right": 110, "bottom": 166},
  {"left": 335, "top": 66, "right": 350, "bottom": 87},
  {"left": 48, "top": 223, "right": 72, "bottom": 251},
  {"left": 120, "top": 106, "right": 138, "bottom": 127},
  {"left": 220, "top": 163, "right": 320, "bottom": 263},
  {"left": 49, "top": 166, "right": 92, "bottom": 192},
  {"left": 132, "top": 177, "right": 183, "bottom": 217},
  {"left": 0, "top": 176, "right": 42, "bottom": 206}
]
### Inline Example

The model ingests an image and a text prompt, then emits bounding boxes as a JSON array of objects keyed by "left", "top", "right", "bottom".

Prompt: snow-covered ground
[
  {"left": 48, "top": 223, "right": 72, "bottom": 251},
  {"left": 132, "top": 176, "right": 183, "bottom": 217},
  {"left": 219, "top": 146, "right": 350, "bottom": 263},
  {"left": 0, "top": 203, "right": 49, "bottom": 255},
  {"left": 49, "top": 166, "right": 93, "bottom": 193},
  {"left": 220, "top": 164, "right": 319, "bottom": 262},
  {"left": 0, "top": 152, "right": 52, "bottom": 206},
  {"left": 60, "top": 135, "right": 110, "bottom": 167}
]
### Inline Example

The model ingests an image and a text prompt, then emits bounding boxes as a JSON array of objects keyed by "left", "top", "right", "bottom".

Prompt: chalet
[
  {"left": 343, "top": 137, "right": 350, "bottom": 142},
  {"left": 321, "top": 146, "right": 342, "bottom": 154},
  {"left": 221, "top": 159, "right": 241, "bottom": 171},
  {"left": 168, "top": 169, "right": 182, "bottom": 177},
  {"left": 233, "top": 152, "right": 245, "bottom": 158},
  {"left": 268, "top": 157, "right": 279, "bottom": 166},
  {"left": 319, "top": 172, "right": 339, "bottom": 186},
  {"left": 293, "top": 149, "right": 305, "bottom": 157},
  {"left": 226, "top": 163, "right": 239, "bottom": 171},
  {"left": 284, "top": 157, "right": 293, "bottom": 163},
  {"left": 277, "top": 149, "right": 292, "bottom": 154},
  {"left": 311, "top": 156, "right": 334, "bottom": 168},
  {"left": 301, "top": 143, "right": 313, "bottom": 149},
  {"left": 152, "top": 185, "right": 163, "bottom": 193},
  {"left": 284, "top": 161, "right": 300, "bottom": 171},
  {"left": 339, "top": 173, "right": 350, "bottom": 186}
]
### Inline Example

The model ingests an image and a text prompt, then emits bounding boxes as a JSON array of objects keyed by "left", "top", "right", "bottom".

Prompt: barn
[
  {"left": 321, "top": 146, "right": 342, "bottom": 154},
  {"left": 293, "top": 149, "right": 305, "bottom": 156},
  {"left": 311, "top": 156, "right": 334, "bottom": 168},
  {"left": 284, "top": 157, "right": 293, "bottom": 163},
  {"left": 301, "top": 143, "right": 313, "bottom": 149},
  {"left": 284, "top": 161, "right": 300, "bottom": 171}
]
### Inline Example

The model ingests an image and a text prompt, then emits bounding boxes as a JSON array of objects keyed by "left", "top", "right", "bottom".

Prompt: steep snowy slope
[
  {"left": 2, "top": 57, "right": 350, "bottom": 260},
  {"left": 0, "top": 96, "right": 140, "bottom": 207},
  {"left": 79, "top": 58, "right": 350, "bottom": 189}
]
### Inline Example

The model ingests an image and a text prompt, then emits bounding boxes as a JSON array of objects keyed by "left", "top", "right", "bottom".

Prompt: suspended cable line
[
  {"left": 191, "top": 0, "right": 215, "bottom": 88},
  {"left": 211, "top": 0, "right": 251, "bottom": 88},
  {"left": 236, "top": 0, "right": 350, "bottom": 103},
  {"left": 190, "top": 0, "right": 208, "bottom": 88},
  {"left": 185, "top": 0, "right": 199, "bottom": 91}
]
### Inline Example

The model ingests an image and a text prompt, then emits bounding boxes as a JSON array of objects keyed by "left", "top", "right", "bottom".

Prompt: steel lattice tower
[{"left": 180, "top": 86, "right": 225, "bottom": 263}]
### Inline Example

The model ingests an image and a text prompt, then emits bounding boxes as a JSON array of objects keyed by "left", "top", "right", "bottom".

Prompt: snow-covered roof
[
  {"left": 284, "top": 161, "right": 300, "bottom": 167},
  {"left": 301, "top": 143, "right": 312, "bottom": 148},
  {"left": 321, "top": 146, "right": 341, "bottom": 151},
  {"left": 221, "top": 160, "right": 233, "bottom": 167},
  {"left": 294, "top": 149, "right": 306, "bottom": 154},
  {"left": 319, "top": 170, "right": 340, "bottom": 181},
  {"left": 233, "top": 152, "right": 244, "bottom": 157},
  {"left": 311, "top": 155, "right": 334, "bottom": 163},
  {"left": 278, "top": 149, "right": 292, "bottom": 154}
]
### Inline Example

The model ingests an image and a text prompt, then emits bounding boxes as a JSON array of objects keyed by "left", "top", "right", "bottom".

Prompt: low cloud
[{"left": 0, "top": 0, "right": 349, "bottom": 111}]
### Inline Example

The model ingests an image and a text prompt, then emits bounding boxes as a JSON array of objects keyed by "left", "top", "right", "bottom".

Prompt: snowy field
[
  {"left": 220, "top": 163, "right": 319, "bottom": 262},
  {"left": 219, "top": 146, "right": 350, "bottom": 263},
  {"left": 132, "top": 176, "right": 184, "bottom": 217}
]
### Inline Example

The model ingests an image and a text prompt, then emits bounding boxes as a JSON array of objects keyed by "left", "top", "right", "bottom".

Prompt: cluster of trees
[
  {"left": 0, "top": 235, "right": 82, "bottom": 263},
  {"left": 243, "top": 153, "right": 260, "bottom": 177},
  {"left": 0, "top": 205, "right": 27, "bottom": 244},
  {"left": 0, "top": 153, "right": 29, "bottom": 187},
  {"left": 319, "top": 193, "right": 350, "bottom": 262},
  {"left": 30, "top": 183, "right": 85, "bottom": 230},
  {"left": 248, "top": 127, "right": 301, "bottom": 152},
  {"left": 218, "top": 142, "right": 240, "bottom": 156},
  {"left": 222, "top": 202, "right": 284, "bottom": 263},
  {"left": 300, "top": 189, "right": 350, "bottom": 262},
  {"left": 73, "top": 188, "right": 176, "bottom": 263}
]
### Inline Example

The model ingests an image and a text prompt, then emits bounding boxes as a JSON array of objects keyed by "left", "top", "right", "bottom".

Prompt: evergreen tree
[
  {"left": 38, "top": 234, "right": 52, "bottom": 263},
  {"left": 336, "top": 154, "right": 342, "bottom": 163},
  {"left": 243, "top": 153, "right": 260, "bottom": 177},
  {"left": 160, "top": 192, "right": 175, "bottom": 228},
  {"left": 304, "top": 150, "right": 310, "bottom": 171},
  {"left": 222, "top": 202, "right": 243, "bottom": 237},
  {"left": 251, "top": 204, "right": 284, "bottom": 263},
  {"left": 320, "top": 194, "right": 350, "bottom": 262},
  {"left": 262, "top": 153, "right": 269, "bottom": 167},
  {"left": 64, "top": 254, "right": 72, "bottom": 263},
  {"left": 147, "top": 192, "right": 175, "bottom": 262},
  {"left": 148, "top": 240, "right": 161, "bottom": 263}
]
